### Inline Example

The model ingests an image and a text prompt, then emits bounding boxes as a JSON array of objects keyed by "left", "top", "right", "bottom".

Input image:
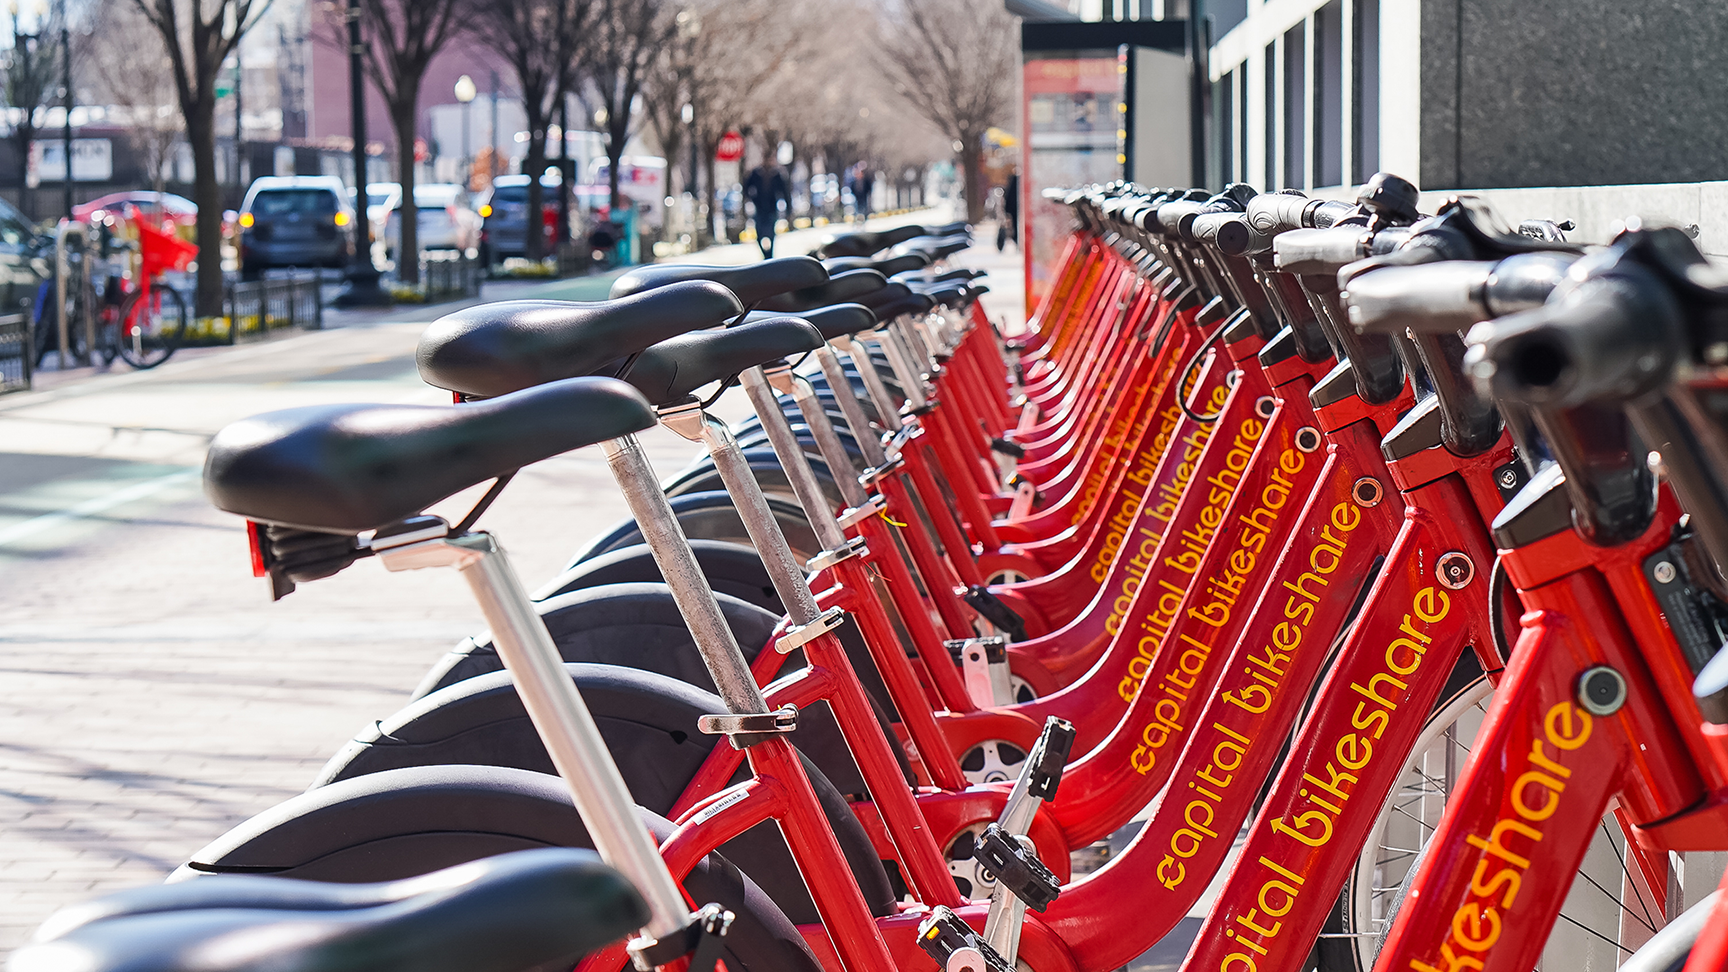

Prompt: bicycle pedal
[
  {"left": 1025, "top": 716, "right": 1076, "bottom": 802},
  {"left": 975, "top": 823, "right": 1061, "bottom": 911},
  {"left": 916, "top": 906, "right": 1013, "bottom": 972},
  {"left": 963, "top": 586, "right": 1027, "bottom": 642}
]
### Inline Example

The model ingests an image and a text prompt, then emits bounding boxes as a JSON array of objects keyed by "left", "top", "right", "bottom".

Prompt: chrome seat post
[
  {"left": 814, "top": 345, "right": 889, "bottom": 470},
  {"left": 658, "top": 398, "right": 830, "bottom": 628},
  {"left": 757, "top": 363, "right": 869, "bottom": 512},
  {"left": 372, "top": 527, "right": 692, "bottom": 948},
  {"left": 873, "top": 322, "right": 930, "bottom": 412},
  {"left": 904, "top": 311, "right": 942, "bottom": 364},
  {"left": 599, "top": 433, "right": 775, "bottom": 719},
  {"left": 831, "top": 332, "right": 904, "bottom": 435}
]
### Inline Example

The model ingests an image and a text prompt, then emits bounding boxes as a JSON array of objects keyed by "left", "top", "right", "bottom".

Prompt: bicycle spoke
[
  {"left": 1572, "top": 864, "right": 1654, "bottom": 936},
  {"left": 1553, "top": 908, "right": 1634, "bottom": 956},
  {"left": 1598, "top": 820, "right": 1659, "bottom": 933}
]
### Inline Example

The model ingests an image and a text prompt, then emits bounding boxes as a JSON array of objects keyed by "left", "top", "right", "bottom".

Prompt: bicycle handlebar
[
  {"left": 1188, "top": 213, "right": 1262, "bottom": 255},
  {"left": 1483, "top": 251, "right": 1580, "bottom": 316},
  {"left": 1154, "top": 199, "right": 1206, "bottom": 236},
  {"left": 1245, "top": 193, "right": 1356, "bottom": 236},
  {"left": 1467, "top": 268, "right": 1684, "bottom": 409},
  {"left": 1343, "top": 261, "right": 1496, "bottom": 334},
  {"left": 1272, "top": 227, "right": 1373, "bottom": 274}
]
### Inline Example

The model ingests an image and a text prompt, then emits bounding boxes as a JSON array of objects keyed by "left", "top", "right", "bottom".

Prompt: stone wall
[{"left": 1417, "top": 0, "right": 1728, "bottom": 190}]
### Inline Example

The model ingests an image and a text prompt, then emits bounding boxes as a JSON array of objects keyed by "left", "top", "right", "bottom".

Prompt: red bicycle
[{"left": 97, "top": 207, "right": 194, "bottom": 369}]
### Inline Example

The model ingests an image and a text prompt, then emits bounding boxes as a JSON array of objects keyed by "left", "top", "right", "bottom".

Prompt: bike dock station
[{"left": 11, "top": 3, "right": 1728, "bottom": 970}]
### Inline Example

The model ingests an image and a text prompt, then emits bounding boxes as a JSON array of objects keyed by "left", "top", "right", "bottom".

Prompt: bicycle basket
[{"left": 137, "top": 216, "right": 198, "bottom": 278}]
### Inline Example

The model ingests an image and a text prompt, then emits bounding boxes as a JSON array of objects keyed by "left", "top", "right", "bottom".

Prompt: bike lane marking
[{"left": 0, "top": 468, "right": 199, "bottom": 549}]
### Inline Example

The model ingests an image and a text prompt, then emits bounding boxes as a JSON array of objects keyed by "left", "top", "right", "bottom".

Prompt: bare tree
[
  {"left": 323, "top": 0, "right": 468, "bottom": 284},
  {"left": 583, "top": 0, "right": 672, "bottom": 217},
  {"left": 875, "top": 0, "right": 1017, "bottom": 223},
  {"left": 636, "top": 10, "right": 698, "bottom": 243},
  {"left": 85, "top": 4, "right": 182, "bottom": 198},
  {"left": 640, "top": 0, "right": 819, "bottom": 246},
  {"left": 130, "top": 0, "right": 272, "bottom": 316},
  {"left": 0, "top": 6, "right": 64, "bottom": 217},
  {"left": 471, "top": 0, "right": 592, "bottom": 261}
]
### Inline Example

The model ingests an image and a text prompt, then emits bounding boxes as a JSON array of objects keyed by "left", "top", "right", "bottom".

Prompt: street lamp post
[
  {"left": 333, "top": 0, "right": 389, "bottom": 306},
  {"left": 681, "top": 102, "right": 697, "bottom": 242},
  {"left": 488, "top": 70, "right": 499, "bottom": 181},
  {"left": 454, "top": 74, "right": 475, "bottom": 190},
  {"left": 56, "top": 0, "right": 68, "bottom": 219},
  {"left": 674, "top": 10, "right": 702, "bottom": 243}
]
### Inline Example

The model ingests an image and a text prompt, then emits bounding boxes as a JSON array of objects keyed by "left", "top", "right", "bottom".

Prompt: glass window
[
  {"left": 1284, "top": 25, "right": 1306, "bottom": 189},
  {"left": 251, "top": 190, "right": 339, "bottom": 216}
]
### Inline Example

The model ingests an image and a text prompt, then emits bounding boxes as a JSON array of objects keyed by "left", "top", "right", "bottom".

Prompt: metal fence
[
  {"left": 418, "top": 253, "right": 483, "bottom": 302},
  {"left": 217, "top": 273, "right": 323, "bottom": 344},
  {"left": 0, "top": 313, "right": 28, "bottom": 394}
]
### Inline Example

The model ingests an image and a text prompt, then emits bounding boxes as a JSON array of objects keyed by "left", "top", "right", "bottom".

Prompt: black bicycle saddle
[
  {"left": 869, "top": 292, "right": 936, "bottom": 322},
  {"left": 821, "top": 254, "right": 929, "bottom": 277},
  {"left": 854, "top": 281, "right": 912, "bottom": 313},
  {"left": 815, "top": 225, "right": 927, "bottom": 258},
  {"left": 608, "top": 256, "right": 828, "bottom": 307},
  {"left": 892, "top": 267, "right": 983, "bottom": 286},
  {"left": 909, "top": 282, "right": 970, "bottom": 306},
  {"left": 624, "top": 318, "right": 823, "bottom": 405},
  {"left": 204, "top": 378, "right": 656, "bottom": 534},
  {"left": 757, "top": 269, "right": 888, "bottom": 313},
  {"left": 417, "top": 281, "right": 742, "bottom": 399},
  {"left": 14, "top": 849, "right": 646, "bottom": 972},
  {"left": 744, "top": 303, "right": 875, "bottom": 341},
  {"left": 892, "top": 235, "right": 970, "bottom": 261}
]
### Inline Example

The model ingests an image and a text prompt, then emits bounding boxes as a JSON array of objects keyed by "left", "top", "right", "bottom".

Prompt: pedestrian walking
[
  {"left": 744, "top": 158, "right": 790, "bottom": 259},
  {"left": 855, "top": 163, "right": 875, "bottom": 221}
]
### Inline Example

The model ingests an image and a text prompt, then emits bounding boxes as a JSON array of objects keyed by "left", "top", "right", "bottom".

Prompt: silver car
[{"left": 385, "top": 183, "right": 481, "bottom": 257}]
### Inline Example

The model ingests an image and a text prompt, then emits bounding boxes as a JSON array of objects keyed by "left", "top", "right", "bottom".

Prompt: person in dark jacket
[{"left": 743, "top": 162, "right": 789, "bottom": 259}]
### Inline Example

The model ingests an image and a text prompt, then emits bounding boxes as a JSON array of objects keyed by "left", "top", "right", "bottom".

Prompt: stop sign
[{"left": 716, "top": 131, "right": 744, "bottom": 162}]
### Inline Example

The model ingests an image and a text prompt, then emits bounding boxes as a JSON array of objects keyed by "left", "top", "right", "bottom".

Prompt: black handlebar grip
[
  {"left": 1156, "top": 199, "right": 1207, "bottom": 236},
  {"left": 1189, "top": 213, "right": 1255, "bottom": 255},
  {"left": 1481, "top": 251, "right": 1581, "bottom": 317},
  {"left": 1469, "top": 271, "right": 1682, "bottom": 409},
  {"left": 1342, "top": 261, "right": 1496, "bottom": 334},
  {"left": 1273, "top": 227, "right": 1373, "bottom": 274},
  {"left": 1246, "top": 192, "right": 1312, "bottom": 236},
  {"left": 1308, "top": 200, "right": 1358, "bottom": 229}
]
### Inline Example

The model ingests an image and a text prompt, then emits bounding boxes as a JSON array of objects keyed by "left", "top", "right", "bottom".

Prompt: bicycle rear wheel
[{"left": 116, "top": 285, "right": 188, "bottom": 369}]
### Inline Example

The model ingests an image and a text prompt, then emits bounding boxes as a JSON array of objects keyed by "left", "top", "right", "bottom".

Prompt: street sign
[
  {"left": 715, "top": 131, "right": 744, "bottom": 162},
  {"left": 28, "top": 139, "right": 113, "bottom": 185}
]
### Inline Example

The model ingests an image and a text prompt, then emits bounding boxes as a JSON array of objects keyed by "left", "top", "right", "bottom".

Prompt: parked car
[
  {"left": 476, "top": 172, "right": 561, "bottom": 262},
  {"left": 71, "top": 191, "right": 232, "bottom": 243},
  {"left": 73, "top": 191, "right": 196, "bottom": 230},
  {"left": 238, "top": 176, "right": 355, "bottom": 280},
  {"left": 384, "top": 183, "right": 481, "bottom": 258},
  {"left": 353, "top": 183, "right": 401, "bottom": 251}
]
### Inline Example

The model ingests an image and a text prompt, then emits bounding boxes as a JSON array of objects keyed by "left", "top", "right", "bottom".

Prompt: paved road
[{"left": 0, "top": 204, "right": 1035, "bottom": 950}]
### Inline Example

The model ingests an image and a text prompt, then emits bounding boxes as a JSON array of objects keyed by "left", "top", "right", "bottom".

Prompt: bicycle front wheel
[{"left": 116, "top": 286, "right": 188, "bottom": 369}]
